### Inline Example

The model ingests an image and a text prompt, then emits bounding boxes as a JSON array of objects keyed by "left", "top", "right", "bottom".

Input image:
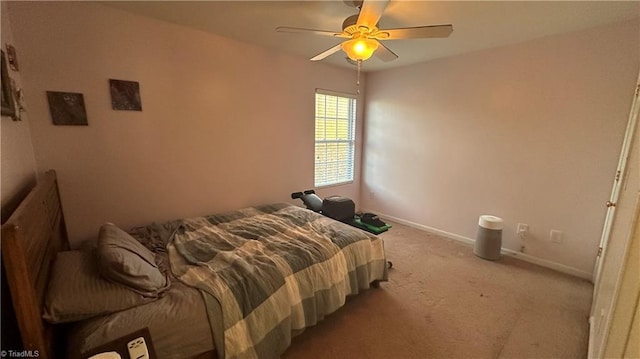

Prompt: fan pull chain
[{"left": 356, "top": 59, "right": 362, "bottom": 94}]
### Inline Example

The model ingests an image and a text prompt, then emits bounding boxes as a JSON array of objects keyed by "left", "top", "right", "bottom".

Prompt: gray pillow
[
  {"left": 97, "top": 223, "right": 169, "bottom": 297},
  {"left": 43, "top": 250, "right": 155, "bottom": 323}
]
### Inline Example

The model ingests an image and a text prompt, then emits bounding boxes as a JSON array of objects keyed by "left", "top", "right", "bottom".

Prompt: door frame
[
  {"left": 588, "top": 72, "right": 640, "bottom": 358},
  {"left": 592, "top": 73, "right": 640, "bottom": 287}
]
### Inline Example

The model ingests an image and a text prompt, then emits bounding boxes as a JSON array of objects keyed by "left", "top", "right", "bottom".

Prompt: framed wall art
[
  {"left": 109, "top": 79, "right": 142, "bottom": 111},
  {"left": 1, "top": 50, "right": 17, "bottom": 120},
  {"left": 46, "top": 91, "right": 88, "bottom": 126},
  {"left": 6, "top": 44, "right": 18, "bottom": 71}
]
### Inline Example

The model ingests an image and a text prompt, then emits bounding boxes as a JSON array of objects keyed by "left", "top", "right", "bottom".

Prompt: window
[{"left": 314, "top": 90, "right": 356, "bottom": 187}]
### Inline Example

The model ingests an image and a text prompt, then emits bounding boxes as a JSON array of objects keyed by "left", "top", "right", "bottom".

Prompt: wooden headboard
[{"left": 1, "top": 170, "right": 69, "bottom": 359}]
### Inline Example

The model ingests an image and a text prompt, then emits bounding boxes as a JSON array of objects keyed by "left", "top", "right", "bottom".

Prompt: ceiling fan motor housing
[{"left": 342, "top": 14, "right": 360, "bottom": 34}]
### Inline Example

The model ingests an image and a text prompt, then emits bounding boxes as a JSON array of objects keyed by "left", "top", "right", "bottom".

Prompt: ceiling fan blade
[
  {"left": 379, "top": 24, "right": 453, "bottom": 40},
  {"left": 374, "top": 41, "right": 398, "bottom": 62},
  {"left": 310, "top": 44, "right": 343, "bottom": 61},
  {"left": 276, "top": 26, "right": 348, "bottom": 38},
  {"left": 356, "top": 0, "right": 389, "bottom": 29}
]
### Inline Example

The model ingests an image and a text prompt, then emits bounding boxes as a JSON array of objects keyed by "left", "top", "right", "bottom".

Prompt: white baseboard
[{"left": 365, "top": 208, "right": 593, "bottom": 281}]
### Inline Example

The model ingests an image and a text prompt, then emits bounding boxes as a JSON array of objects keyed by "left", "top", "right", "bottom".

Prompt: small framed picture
[
  {"left": 1, "top": 51, "right": 17, "bottom": 120},
  {"left": 46, "top": 91, "right": 88, "bottom": 126},
  {"left": 109, "top": 79, "right": 142, "bottom": 111},
  {"left": 6, "top": 44, "right": 18, "bottom": 71}
]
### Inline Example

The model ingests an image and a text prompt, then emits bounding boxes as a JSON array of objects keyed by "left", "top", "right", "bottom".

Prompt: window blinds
[{"left": 314, "top": 91, "right": 356, "bottom": 187}]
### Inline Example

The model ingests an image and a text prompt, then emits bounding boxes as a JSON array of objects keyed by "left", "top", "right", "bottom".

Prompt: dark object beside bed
[
  {"left": 291, "top": 190, "right": 392, "bottom": 234},
  {"left": 290, "top": 190, "right": 322, "bottom": 212},
  {"left": 290, "top": 191, "right": 357, "bottom": 221},
  {"left": 322, "top": 195, "right": 356, "bottom": 221}
]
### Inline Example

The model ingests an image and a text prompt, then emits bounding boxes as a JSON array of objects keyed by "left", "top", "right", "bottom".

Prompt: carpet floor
[{"left": 282, "top": 221, "right": 593, "bottom": 359}]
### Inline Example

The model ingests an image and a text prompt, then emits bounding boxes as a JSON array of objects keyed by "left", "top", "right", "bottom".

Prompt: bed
[{"left": 1, "top": 170, "right": 388, "bottom": 359}]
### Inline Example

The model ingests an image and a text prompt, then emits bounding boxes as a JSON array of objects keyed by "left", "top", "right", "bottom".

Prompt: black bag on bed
[{"left": 322, "top": 196, "right": 355, "bottom": 222}]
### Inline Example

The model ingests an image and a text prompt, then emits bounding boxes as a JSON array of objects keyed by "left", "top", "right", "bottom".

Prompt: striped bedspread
[{"left": 168, "top": 203, "right": 388, "bottom": 359}]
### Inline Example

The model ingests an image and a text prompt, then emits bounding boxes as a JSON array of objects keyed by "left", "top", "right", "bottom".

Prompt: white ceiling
[{"left": 104, "top": 1, "right": 640, "bottom": 72}]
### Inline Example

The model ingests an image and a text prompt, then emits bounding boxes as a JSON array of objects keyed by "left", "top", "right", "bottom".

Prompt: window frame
[{"left": 314, "top": 89, "right": 357, "bottom": 188}]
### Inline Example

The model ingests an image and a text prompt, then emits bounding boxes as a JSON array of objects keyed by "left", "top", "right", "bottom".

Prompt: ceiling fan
[{"left": 276, "top": 0, "right": 453, "bottom": 63}]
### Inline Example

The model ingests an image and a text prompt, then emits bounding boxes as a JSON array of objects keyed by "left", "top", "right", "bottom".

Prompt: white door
[
  {"left": 589, "top": 74, "right": 640, "bottom": 358},
  {"left": 592, "top": 77, "right": 639, "bottom": 287}
]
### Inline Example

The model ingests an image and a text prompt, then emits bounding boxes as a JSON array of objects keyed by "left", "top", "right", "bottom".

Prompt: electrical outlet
[
  {"left": 551, "top": 230, "right": 563, "bottom": 244},
  {"left": 517, "top": 223, "right": 528, "bottom": 239},
  {"left": 369, "top": 191, "right": 375, "bottom": 200}
]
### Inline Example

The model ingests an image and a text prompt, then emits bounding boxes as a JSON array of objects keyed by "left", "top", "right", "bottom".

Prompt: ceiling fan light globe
[{"left": 341, "top": 37, "right": 379, "bottom": 61}]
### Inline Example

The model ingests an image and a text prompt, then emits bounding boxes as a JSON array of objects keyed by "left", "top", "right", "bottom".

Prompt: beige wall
[
  {"left": 6, "top": 2, "right": 365, "bottom": 246},
  {"left": 0, "top": 2, "right": 38, "bottom": 222},
  {"left": 362, "top": 19, "right": 640, "bottom": 275}
]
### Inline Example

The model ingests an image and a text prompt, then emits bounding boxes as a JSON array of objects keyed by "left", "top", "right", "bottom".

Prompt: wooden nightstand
[{"left": 81, "top": 327, "right": 157, "bottom": 359}]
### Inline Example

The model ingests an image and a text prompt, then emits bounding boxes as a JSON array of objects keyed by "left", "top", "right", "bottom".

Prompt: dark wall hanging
[
  {"left": 109, "top": 79, "right": 142, "bottom": 111},
  {"left": 6, "top": 44, "right": 18, "bottom": 72},
  {"left": 46, "top": 91, "right": 88, "bottom": 126},
  {"left": 1, "top": 50, "right": 17, "bottom": 120}
]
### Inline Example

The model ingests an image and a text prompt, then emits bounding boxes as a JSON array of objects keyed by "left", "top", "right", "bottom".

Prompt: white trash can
[{"left": 474, "top": 215, "right": 503, "bottom": 260}]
